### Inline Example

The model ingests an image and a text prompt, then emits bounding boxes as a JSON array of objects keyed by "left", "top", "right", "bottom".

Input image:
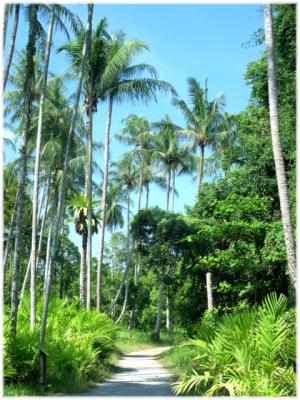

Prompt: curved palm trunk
[
  {"left": 3, "top": 4, "right": 20, "bottom": 91},
  {"left": 196, "top": 145, "right": 205, "bottom": 197},
  {"left": 171, "top": 168, "right": 176, "bottom": 212},
  {"left": 3, "top": 5, "right": 9, "bottom": 49},
  {"left": 30, "top": 8, "right": 54, "bottom": 329},
  {"left": 206, "top": 271, "right": 213, "bottom": 310},
  {"left": 264, "top": 4, "right": 296, "bottom": 288},
  {"left": 115, "top": 188, "right": 131, "bottom": 324},
  {"left": 97, "top": 95, "right": 113, "bottom": 311},
  {"left": 86, "top": 3, "right": 94, "bottom": 310},
  {"left": 10, "top": 4, "right": 36, "bottom": 337},
  {"left": 39, "top": 8, "right": 90, "bottom": 348}
]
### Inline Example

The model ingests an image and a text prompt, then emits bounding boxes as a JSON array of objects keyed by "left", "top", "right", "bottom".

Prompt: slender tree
[
  {"left": 39, "top": 6, "right": 91, "bottom": 349},
  {"left": 264, "top": 4, "right": 296, "bottom": 288},
  {"left": 173, "top": 78, "right": 228, "bottom": 197},
  {"left": 96, "top": 32, "right": 176, "bottom": 311},
  {"left": 3, "top": 4, "right": 20, "bottom": 91}
]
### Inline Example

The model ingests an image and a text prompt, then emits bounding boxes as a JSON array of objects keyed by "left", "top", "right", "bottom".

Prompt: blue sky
[{"left": 4, "top": 3, "right": 264, "bottom": 254}]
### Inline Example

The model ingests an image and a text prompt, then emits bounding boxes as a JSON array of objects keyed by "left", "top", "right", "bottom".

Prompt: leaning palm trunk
[
  {"left": 30, "top": 8, "right": 54, "bottom": 329},
  {"left": 3, "top": 4, "right": 20, "bottom": 91},
  {"left": 39, "top": 9, "right": 90, "bottom": 348},
  {"left": 85, "top": 3, "right": 94, "bottom": 310},
  {"left": 115, "top": 188, "right": 131, "bottom": 324},
  {"left": 10, "top": 4, "right": 36, "bottom": 337},
  {"left": 153, "top": 284, "right": 162, "bottom": 341},
  {"left": 97, "top": 95, "right": 113, "bottom": 311},
  {"left": 264, "top": 4, "right": 296, "bottom": 288},
  {"left": 137, "top": 153, "right": 144, "bottom": 211},
  {"left": 206, "top": 271, "right": 213, "bottom": 310}
]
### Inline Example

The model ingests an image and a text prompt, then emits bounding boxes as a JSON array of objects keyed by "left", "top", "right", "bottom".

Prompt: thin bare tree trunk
[
  {"left": 166, "top": 170, "right": 171, "bottom": 211},
  {"left": 109, "top": 188, "right": 133, "bottom": 315},
  {"left": 3, "top": 4, "right": 20, "bottom": 91},
  {"left": 264, "top": 4, "right": 296, "bottom": 288},
  {"left": 3, "top": 200, "right": 17, "bottom": 274},
  {"left": 43, "top": 224, "right": 52, "bottom": 293},
  {"left": 39, "top": 8, "right": 90, "bottom": 347},
  {"left": 153, "top": 285, "right": 162, "bottom": 340},
  {"left": 115, "top": 188, "right": 131, "bottom": 324},
  {"left": 97, "top": 95, "right": 113, "bottom": 311},
  {"left": 171, "top": 168, "right": 175, "bottom": 212},
  {"left": 145, "top": 183, "right": 150, "bottom": 208},
  {"left": 206, "top": 272, "right": 213, "bottom": 310},
  {"left": 137, "top": 153, "right": 144, "bottom": 211},
  {"left": 86, "top": 3, "right": 94, "bottom": 310},
  {"left": 166, "top": 296, "right": 171, "bottom": 335},
  {"left": 80, "top": 233, "right": 87, "bottom": 305},
  {"left": 20, "top": 177, "right": 50, "bottom": 300},
  {"left": 30, "top": 9, "right": 54, "bottom": 329},
  {"left": 196, "top": 145, "right": 205, "bottom": 196}
]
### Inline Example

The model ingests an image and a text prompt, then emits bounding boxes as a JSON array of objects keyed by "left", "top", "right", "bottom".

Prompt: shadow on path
[{"left": 78, "top": 347, "right": 174, "bottom": 396}]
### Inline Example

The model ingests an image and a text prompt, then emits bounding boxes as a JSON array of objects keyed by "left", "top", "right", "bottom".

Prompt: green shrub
[
  {"left": 173, "top": 293, "right": 296, "bottom": 396},
  {"left": 4, "top": 296, "right": 118, "bottom": 392}
]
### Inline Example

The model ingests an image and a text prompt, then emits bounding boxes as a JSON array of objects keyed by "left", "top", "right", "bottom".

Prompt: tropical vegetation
[{"left": 3, "top": 3, "right": 296, "bottom": 396}]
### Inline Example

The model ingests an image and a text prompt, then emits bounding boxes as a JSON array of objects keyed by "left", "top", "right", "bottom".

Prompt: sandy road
[{"left": 77, "top": 346, "right": 174, "bottom": 396}]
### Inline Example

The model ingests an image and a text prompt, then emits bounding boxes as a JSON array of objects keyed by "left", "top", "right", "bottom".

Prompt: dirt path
[{"left": 78, "top": 346, "right": 174, "bottom": 396}]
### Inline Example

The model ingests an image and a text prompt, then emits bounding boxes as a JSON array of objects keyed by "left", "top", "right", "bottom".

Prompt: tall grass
[
  {"left": 172, "top": 293, "right": 296, "bottom": 396},
  {"left": 4, "top": 296, "right": 118, "bottom": 394}
]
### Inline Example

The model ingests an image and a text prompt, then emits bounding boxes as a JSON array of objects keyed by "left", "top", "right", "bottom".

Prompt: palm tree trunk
[
  {"left": 97, "top": 95, "right": 113, "bottom": 311},
  {"left": 30, "top": 8, "right": 54, "bottom": 329},
  {"left": 3, "top": 5, "right": 10, "bottom": 49},
  {"left": 264, "top": 4, "right": 296, "bottom": 288},
  {"left": 86, "top": 3, "right": 94, "bottom": 311},
  {"left": 3, "top": 199, "right": 17, "bottom": 274},
  {"left": 137, "top": 152, "right": 144, "bottom": 211},
  {"left": 115, "top": 188, "right": 131, "bottom": 324},
  {"left": 3, "top": 4, "right": 20, "bottom": 91},
  {"left": 43, "top": 224, "right": 52, "bottom": 293},
  {"left": 171, "top": 168, "right": 176, "bottom": 212},
  {"left": 153, "top": 285, "right": 162, "bottom": 341},
  {"left": 196, "top": 145, "right": 205, "bottom": 196},
  {"left": 10, "top": 4, "right": 36, "bottom": 337},
  {"left": 166, "top": 170, "right": 171, "bottom": 211},
  {"left": 39, "top": 8, "right": 90, "bottom": 348},
  {"left": 80, "top": 232, "right": 87, "bottom": 305},
  {"left": 145, "top": 183, "right": 150, "bottom": 208},
  {"left": 206, "top": 271, "right": 213, "bottom": 310},
  {"left": 20, "top": 177, "right": 50, "bottom": 300}
]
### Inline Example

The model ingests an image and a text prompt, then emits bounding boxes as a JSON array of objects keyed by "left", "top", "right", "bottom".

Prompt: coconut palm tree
[
  {"left": 116, "top": 114, "right": 154, "bottom": 211},
  {"left": 30, "top": 4, "right": 80, "bottom": 328},
  {"left": 95, "top": 31, "right": 176, "bottom": 311},
  {"left": 68, "top": 193, "right": 99, "bottom": 304},
  {"left": 40, "top": 6, "right": 92, "bottom": 349},
  {"left": 173, "top": 78, "right": 228, "bottom": 198},
  {"left": 9, "top": 4, "right": 41, "bottom": 337},
  {"left": 109, "top": 155, "right": 139, "bottom": 321},
  {"left": 264, "top": 4, "right": 296, "bottom": 289}
]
